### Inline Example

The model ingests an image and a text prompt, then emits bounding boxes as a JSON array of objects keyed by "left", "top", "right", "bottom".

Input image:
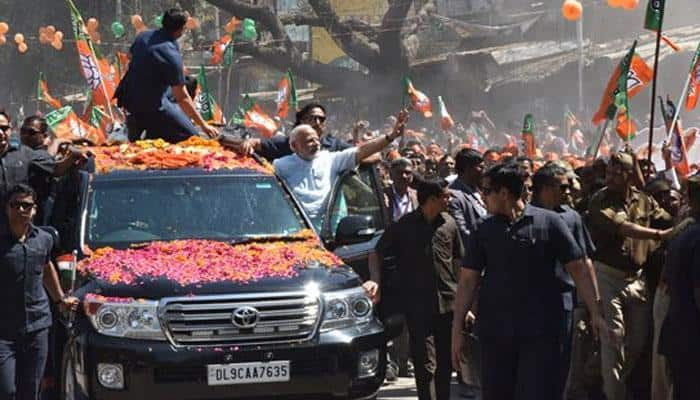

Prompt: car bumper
[{"left": 72, "top": 321, "right": 386, "bottom": 400}]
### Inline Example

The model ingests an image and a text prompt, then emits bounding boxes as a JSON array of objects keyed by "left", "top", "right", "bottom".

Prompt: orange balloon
[
  {"left": 622, "top": 0, "right": 639, "bottom": 10},
  {"left": 55, "top": 31, "right": 63, "bottom": 41},
  {"left": 0, "top": 22, "right": 8, "bottom": 35},
  {"left": 51, "top": 38, "right": 62, "bottom": 50},
  {"left": 0, "top": 35, "right": 6, "bottom": 45},
  {"left": 18, "top": 42, "right": 27, "bottom": 53},
  {"left": 562, "top": 0, "right": 583, "bottom": 21},
  {"left": 13, "top": 33, "right": 24, "bottom": 44},
  {"left": 87, "top": 18, "right": 99, "bottom": 31},
  {"left": 39, "top": 32, "right": 49, "bottom": 44},
  {"left": 131, "top": 14, "right": 143, "bottom": 27},
  {"left": 38, "top": 26, "right": 46, "bottom": 35},
  {"left": 608, "top": 0, "right": 624, "bottom": 7},
  {"left": 46, "top": 25, "right": 56, "bottom": 35}
]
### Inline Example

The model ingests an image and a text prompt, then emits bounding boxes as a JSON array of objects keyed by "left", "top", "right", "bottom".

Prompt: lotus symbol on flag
[
  {"left": 276, "top": 87, "right": 286, "bottom": 109},
  {"left": 80, "top": 53, "right": 101, "bottom": 90},
  {"left": 69, "top": 118, "right": 85, "bottom": 138},
  {"left": 626, "top": 70, "right": 642, "bottom": 91}
]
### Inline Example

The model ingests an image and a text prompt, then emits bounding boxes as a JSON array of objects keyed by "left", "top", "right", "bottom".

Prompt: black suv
[{"left": 51, "top": 160, "right": 398, "bottom": 400}]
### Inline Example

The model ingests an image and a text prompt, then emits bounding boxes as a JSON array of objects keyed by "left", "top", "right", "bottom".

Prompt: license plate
[{"left": 207, "top": 361, "right": 290, "bottom": 386}]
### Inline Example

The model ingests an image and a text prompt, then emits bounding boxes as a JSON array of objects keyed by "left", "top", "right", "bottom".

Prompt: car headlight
[
  {"left": 320, "top": 287, "right": 373, "bottom": 332},
  {"left": 84, "top": 294, "right": 166, "bottom": 340}
]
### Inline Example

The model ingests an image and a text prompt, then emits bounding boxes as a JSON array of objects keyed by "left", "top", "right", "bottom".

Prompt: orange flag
[
  {"left": 68, "top": 0, "right": 115, "bottom": 110},
  {"left": 593, "top": 54, "right": 653, "bottom": 126},
  {"left": 236, "top": 95, "right": 278, "bottom": 138},
  {"left": 46, "top": 106, "right": 105, "bottom": 145},
  {"left": 37, "top": 72, "right": 62, "bottom": 110},
  {"left": 403, "top": 77, "right": 432, "bottom": 118}
]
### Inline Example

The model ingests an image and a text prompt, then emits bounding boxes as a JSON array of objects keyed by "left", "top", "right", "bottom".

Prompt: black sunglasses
[
  {"left": 0, "top": 125, "right": 11, "bottom": 132},
  {"left": 9, "top": 201, "right": 36, "bottom": 211}
]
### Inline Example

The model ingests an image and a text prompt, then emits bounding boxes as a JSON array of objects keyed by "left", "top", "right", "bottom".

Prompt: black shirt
[
  {"left": 0, "top": 144, "right": 56, "bottom": 205},
  {"left": 258, "top": 134, "right": 352, "bottom": 162},
  {"left": 376, "top": 210, "right": 464, "bottom": 315},
  {"left": 658, "top": 221, "right": 700, "bottom": 359},
  {"left": 465, "top": 204, "right": 584, "bottom": 338},
  {"left": 0, "top": 224, "right": 54, "bottom": 337}
]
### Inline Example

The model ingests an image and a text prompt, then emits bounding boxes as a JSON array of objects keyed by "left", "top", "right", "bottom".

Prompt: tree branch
[
  {"left": 204, "top": 0, "right": 294, "bottom": 48},
  {"left": 234, "top": 41, "right": 370, "bottom": 92},
  {"left": 377, "top": 0, "right": 412, "bottom": 73},
  {"left": 280, "top": 13, "right": 377, "bottom": 39},
  {"left": 306, "top": 0, "right": 381, "bottom": 70}
]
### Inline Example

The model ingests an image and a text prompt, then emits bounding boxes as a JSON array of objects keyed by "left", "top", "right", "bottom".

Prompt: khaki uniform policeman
[{"left": 586, "top": 152, "right": 674, "bottom": 400}]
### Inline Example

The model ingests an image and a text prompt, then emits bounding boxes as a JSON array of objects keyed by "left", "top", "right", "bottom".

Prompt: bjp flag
[
  {"left": 276, "top": 70, "right": 298, "bottom": 119},
  {"left": 403, "top": 77, "right": 432, "bottom": 118},
  {"left": 46, "top": 106, "right": 105, "bottom": 145},
  {"left": 37, "top": 72, "right": 62, "bottom": 110}
]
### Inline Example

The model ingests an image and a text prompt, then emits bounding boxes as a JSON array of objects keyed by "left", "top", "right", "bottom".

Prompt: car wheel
[{"left": 60, "top": 345, "right": 87, "bottom": 400}]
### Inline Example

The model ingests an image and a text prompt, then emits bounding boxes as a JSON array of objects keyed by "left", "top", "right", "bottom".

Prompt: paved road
[{"left": 377, "top": 377, "right": 481, "bottom": 400}]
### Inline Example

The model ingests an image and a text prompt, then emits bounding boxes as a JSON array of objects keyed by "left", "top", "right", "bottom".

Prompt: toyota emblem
[{"left": 231, "top": 306, "right": 260, "bottom": 329}]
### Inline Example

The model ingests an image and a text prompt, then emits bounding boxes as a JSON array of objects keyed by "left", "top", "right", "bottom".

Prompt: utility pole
[
  {"left": 577, "top": 17, "right": 585, "bottom": 115},
  {"left": 116, "top": 0, "right": 122, "bottom": 21}
]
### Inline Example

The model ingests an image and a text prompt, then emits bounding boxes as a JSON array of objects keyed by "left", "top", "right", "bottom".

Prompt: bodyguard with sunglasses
[
  {"left": 0, "top": 184, "right": 78, "bottom": 399},
  {"left": 450, "top": 164, "right": 607, "bottom": 400},
  {"left": 532, "top": 164, "right": 597, "bottom": 399}
]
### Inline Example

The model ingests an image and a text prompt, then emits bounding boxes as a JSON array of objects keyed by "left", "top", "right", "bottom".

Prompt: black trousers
[
  {"left": 558, "top": 307, "right": 574, "bottom": 399},
  {"left": 669, "top": 353, "right": 700, "bottom": 400},
  {"left": 405, "top": 311, "right": 453, "bottom": 400},
  {"left": 0, "top": 329, "right": 49, "bottom": 400},
  {"left": 480, "top": 334, "right": 561, "bottom": 400}
]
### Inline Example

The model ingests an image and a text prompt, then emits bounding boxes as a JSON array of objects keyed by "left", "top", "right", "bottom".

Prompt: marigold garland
[
  {"left": 77, "top": 230, "right": 343, "bottom": 286},
  {"left": 88, "top": 137, "right": 274, "bottom": 174}
]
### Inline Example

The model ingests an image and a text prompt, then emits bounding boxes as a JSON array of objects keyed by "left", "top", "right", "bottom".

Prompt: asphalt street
[{"left": 377, "top": 377, "right": 481, "bottom": 400}]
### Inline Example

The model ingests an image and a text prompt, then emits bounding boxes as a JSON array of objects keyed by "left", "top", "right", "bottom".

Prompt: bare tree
[{"left": 204, "top": 0, "right": 414, "bottom": 95}]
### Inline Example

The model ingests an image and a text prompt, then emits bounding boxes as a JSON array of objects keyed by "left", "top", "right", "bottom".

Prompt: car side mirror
[{"left": 335, "top": 215, "right": 376, "bottom": 245}]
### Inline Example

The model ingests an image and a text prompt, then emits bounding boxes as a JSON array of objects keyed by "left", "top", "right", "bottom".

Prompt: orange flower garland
[
  {"left": 88, "top": 137, "right": 274, "bottom": 174},
  {"left": 78, "top": 230, "right": 343, "bottom": 286}
]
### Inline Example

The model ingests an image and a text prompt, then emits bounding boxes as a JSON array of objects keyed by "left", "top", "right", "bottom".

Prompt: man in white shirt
[{"left": 275, "top": 111, "right": 407, "bottom": 229}]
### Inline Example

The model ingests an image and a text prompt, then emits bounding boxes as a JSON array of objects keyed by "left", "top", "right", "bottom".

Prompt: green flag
[
  {"left": 644, "top": 0, "right": 665, "bottom": 31},
  {"left": 195, "top": 65, "right": 224, "bottom": 123}
]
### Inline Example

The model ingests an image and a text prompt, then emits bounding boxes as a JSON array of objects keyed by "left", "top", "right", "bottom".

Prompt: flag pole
[
  {"left": 647, "top": 31, "right": 663, "bottom": 163},
  {"left": 590, "top": 118, "right": 611, "bottom": 159},
  {"left": 665, "top": 72, "right": 692, "bottom": 144}
]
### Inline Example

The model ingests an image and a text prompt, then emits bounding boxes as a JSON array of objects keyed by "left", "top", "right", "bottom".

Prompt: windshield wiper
[{"left": 229, "top": 235, "right": 310, "bottom": 246}]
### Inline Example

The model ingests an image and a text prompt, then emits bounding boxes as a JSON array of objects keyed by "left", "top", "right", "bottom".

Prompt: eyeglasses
[
  {"left": 0, "top": 125, "right": 11, "bottom": 132},
  {"left": 9, "top": 201, "right": 36, "bottom": 211}
]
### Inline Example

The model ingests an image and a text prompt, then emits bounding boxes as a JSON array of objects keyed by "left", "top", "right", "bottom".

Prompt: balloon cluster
[
  {"left": 242, "top": 18, "right": 257, "bottom": 40},
  {"left": 39, "top": 25, "right": 64, "bottom": 50},
  {"left": 561, "top": 0, "right": 583, "bottom": 21},
  {"left": 608, "top": 0, "right": 639, "bottom": 10}
]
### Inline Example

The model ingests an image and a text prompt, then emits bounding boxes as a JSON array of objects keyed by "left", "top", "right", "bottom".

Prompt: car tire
[{"left": 59, "top": 344, "right": 87, "bottom": 400}]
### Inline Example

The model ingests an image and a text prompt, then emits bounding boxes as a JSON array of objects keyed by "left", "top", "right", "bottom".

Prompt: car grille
[{"left": 160, "top": 292, "right": 321, "bottom": 347}]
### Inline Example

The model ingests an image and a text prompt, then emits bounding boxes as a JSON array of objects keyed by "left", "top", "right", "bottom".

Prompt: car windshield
[{"left": 85, "top": 174, "right": 307, "bottom": 249}]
